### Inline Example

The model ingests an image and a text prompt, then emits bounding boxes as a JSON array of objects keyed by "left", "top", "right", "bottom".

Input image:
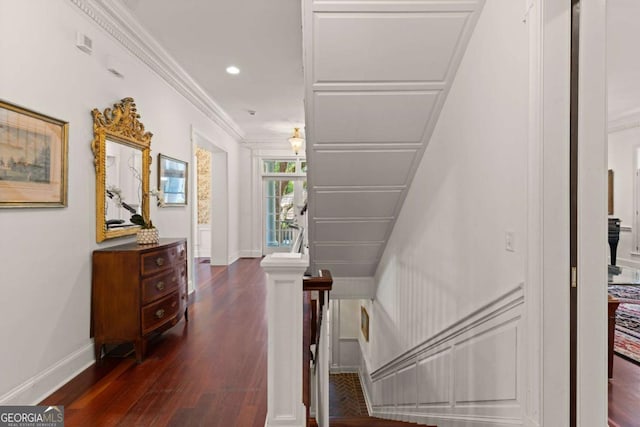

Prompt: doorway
[
  {"left": 605, "top": 1, "right": 640, "bottom": 425},
  {"left": 192, "top": 128, "right": 230, "bottom": 269}
]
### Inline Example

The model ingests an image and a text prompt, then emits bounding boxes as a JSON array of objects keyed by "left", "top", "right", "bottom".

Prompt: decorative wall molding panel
[
  {"left": 361, "top": 285, "right": 525, "bottom": 427},
  {"left": 303, "top": 0, "right": 486, "bottom": 277},
  {"left": 69, "top": 0, "right": 245, "bottom": 142}
]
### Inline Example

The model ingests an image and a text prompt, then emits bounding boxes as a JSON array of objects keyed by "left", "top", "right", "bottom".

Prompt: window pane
[{"left": 263, "top": 160, "right": 296, "bottom": 174}]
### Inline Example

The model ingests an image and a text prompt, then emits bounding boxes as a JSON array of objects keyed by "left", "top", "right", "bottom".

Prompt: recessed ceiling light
[{"left": 226, "top": 66, "right": 240, "bottom": 75}]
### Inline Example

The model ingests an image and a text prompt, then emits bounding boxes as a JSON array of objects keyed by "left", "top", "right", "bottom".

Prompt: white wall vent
[{"left": 76, "top": 31, "right": 92, "bottom": 54}]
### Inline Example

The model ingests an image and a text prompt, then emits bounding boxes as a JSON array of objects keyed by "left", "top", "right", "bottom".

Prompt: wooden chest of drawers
[{"left": 92, "top": 238, "right": 188, "bottom": 362}]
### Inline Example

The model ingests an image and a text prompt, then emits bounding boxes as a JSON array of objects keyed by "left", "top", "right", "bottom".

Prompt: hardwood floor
[
  {"left": 40, "top": 257, "right": 640, "bottom": 427},
  {"left": 41, "top": 258, "right": 267, "bottom": 427},
  {"left": 609, "top": 355, "right": 640, "bottom": 427}
]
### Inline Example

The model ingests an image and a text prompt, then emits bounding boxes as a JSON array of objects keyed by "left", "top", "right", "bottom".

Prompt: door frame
[
  {"left": 527, "top": 0, "right": 606, "bottom": 424},
  {"left": 575, "top": 0, "right": 608, "bottom": 424},
  {"left": 191, "top": 127, "right": 230, "bottom": 266}
]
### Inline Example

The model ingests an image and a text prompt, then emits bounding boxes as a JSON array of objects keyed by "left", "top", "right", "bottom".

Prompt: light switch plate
[{"left": 505, "top": 231, "right": 515, "bottom": 252}]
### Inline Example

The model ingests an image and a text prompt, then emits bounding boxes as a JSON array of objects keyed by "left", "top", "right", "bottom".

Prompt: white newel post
[{"left": 261, "top": 253, "right": 309, "bottom": 427}]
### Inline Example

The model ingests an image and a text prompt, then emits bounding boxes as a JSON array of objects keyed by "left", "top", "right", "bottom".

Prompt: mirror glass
[
  {"left": 92, "top": 97, "right": 152, "bottom": 242},
  {"left": 105, "top": 139, "right": 143, "bottom": 229}
]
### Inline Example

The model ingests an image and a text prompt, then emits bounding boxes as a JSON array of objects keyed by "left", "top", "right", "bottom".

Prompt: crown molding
[
  {"left": 608, "top": 109, "right": 640, "bottom": 134},
  {"left": 69, "top": 0, "right": 246, "bottom": 143}
]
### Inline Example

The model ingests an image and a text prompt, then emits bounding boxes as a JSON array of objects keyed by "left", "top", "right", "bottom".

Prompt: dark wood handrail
[
  {"left": 303, "top": 269, "right": 333, "bottom": 292},
  {"left": 302, "top": 269, "right": 333, "bottom": 427}
]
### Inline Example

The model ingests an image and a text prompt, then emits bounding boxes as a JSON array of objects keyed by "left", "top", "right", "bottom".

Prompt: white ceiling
[
  {"left": 110, "top": 0, "right": 486, "bottom": 278},
  {"left": 608, "top": 0, "right": 640, "bottom": 120},
  {"left": 304, "top": 0, "right": 485, "bottom": 277},
  {"left": 104, "top": 0, "right": 640, "bottom": 278},
  {"left": 120, "top": 0, "right": 305, "bottom": 142}
]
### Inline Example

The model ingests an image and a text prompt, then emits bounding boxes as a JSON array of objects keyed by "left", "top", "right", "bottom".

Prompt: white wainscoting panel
[
  {"left": 454, "top": 322, "right": 518, "bottom": 404},
  {"left": 417, "top": 349, "right": 451, "bottom": 406},
  {"left": 362, "top": 285, "right": 524, "bottom": 427},
  {"left": 396, "top": 364, "right": 418, "bottom": 406}
]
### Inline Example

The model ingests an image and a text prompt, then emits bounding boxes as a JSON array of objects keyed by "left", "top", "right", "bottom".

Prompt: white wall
[
  {"left": 360, "top": 1, "right": 530, "bottom": 425},
  {"left": 0, "top": 0, "right": 243, "bottom": 404},
  {"left": 330, "top": 300, "right": 362, "bottom": 372},
  {"left": 608, "top": 125, "right": 640, "bottom": 267}
]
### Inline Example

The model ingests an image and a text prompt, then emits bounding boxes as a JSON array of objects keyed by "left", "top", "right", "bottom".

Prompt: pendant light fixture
[{"left": 288, "top": 128, "right": 304, "bottom": 155}]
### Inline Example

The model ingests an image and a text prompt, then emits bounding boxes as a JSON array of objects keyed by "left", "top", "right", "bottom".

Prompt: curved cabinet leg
[{"left": 134, "top": 339, "right": 146, "bottom": 363}]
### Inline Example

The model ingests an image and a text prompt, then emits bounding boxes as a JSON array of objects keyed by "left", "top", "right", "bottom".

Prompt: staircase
[{"left": 318, "top": 373, "right": 435, "bottom": 427}]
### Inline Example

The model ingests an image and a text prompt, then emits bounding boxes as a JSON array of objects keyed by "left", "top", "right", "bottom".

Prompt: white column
[{"left": 261, "top": 253, "right": 309, "bottom": 427}]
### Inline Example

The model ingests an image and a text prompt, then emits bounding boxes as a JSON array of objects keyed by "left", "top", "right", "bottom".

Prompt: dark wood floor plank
[
  {"left": 609, "top": 355, "right": 640, "bottom": 427},
  {"left": 41, "top": 258, "right": 267, "bottom": 427}
]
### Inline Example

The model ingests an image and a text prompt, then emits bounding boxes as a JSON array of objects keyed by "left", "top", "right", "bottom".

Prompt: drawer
[
  {"left": 140, "top": 243, "right": 187, "bottom": 276},
  {"left": 141, "top": 269, "right": 181, "bottom": 304},
  {"left": 141, "top": 291, "right": 180, "bottom": 335}
]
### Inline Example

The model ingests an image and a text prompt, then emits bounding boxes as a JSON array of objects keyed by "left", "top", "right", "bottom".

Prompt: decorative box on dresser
[{"left": 92, "top": 238, "right": 188, "bottom": 362}]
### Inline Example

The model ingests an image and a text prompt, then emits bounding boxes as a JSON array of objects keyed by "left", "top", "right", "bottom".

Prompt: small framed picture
[
  {"left": 361, "top": 306, "right": 369, "bottom": 342},
  {"left": 0, "top": 100, "right": 68, "bottom": 207},
  {"left": 158, "top": 153, "right": 188, "bottom": 206}
]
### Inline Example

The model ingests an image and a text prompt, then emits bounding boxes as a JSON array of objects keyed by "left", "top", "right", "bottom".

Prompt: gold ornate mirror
[{"left": 91, "top": 98, "right": 152, "bottom": 242}]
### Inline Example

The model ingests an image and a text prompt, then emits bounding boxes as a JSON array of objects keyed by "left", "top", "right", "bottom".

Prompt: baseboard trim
[
  {"left": 239, "top": 249, "right": 262, "bottom": 258},
  {"left": 228, "top": 252, "right": 240, "bottom": 265},
  {"left": 370, "top": 411, "right": 523, "bottom": 427},
  {"left": 358, "top": 366, "right": 373, "bottom": 416},
  {"left": 0, "top": 342, "right": 95, "bottom": 405}
]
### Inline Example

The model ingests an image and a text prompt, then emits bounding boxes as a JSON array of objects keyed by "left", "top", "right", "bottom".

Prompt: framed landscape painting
[
  {"left": 361, "top": 306, "right": 369, "bottom": 342},
  {"left": 0, "top": 100, "right": 68, "bottom": 207}
]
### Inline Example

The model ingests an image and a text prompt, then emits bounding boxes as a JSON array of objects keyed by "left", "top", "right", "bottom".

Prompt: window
[{"left": 261, "top": 158, "right": 306, "bottom": 254}]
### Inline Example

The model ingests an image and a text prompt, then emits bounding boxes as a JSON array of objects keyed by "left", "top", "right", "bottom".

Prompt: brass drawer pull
[
  {"left": 155, "top": 309, "right": 165, "bottom": 319},
  {"left": 156, "top": 257, "right": 165, "bottom": 266},
  {"left": 156, "top": 281, "right": 165, "bottom": 291},
  {"left": 171, "top": 276, "right": 176, "bottom": 283}
]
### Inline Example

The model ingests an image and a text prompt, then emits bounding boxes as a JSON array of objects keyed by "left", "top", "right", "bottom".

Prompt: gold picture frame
[
  {"left": 0, "top": 100, "right": 68, "bottom": 207},
  {"left": 361, "top": 306, "right": 369, "bottom": 342},
  {"left": 91, "top": 97, "right": 152, "bottom": 242}
]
